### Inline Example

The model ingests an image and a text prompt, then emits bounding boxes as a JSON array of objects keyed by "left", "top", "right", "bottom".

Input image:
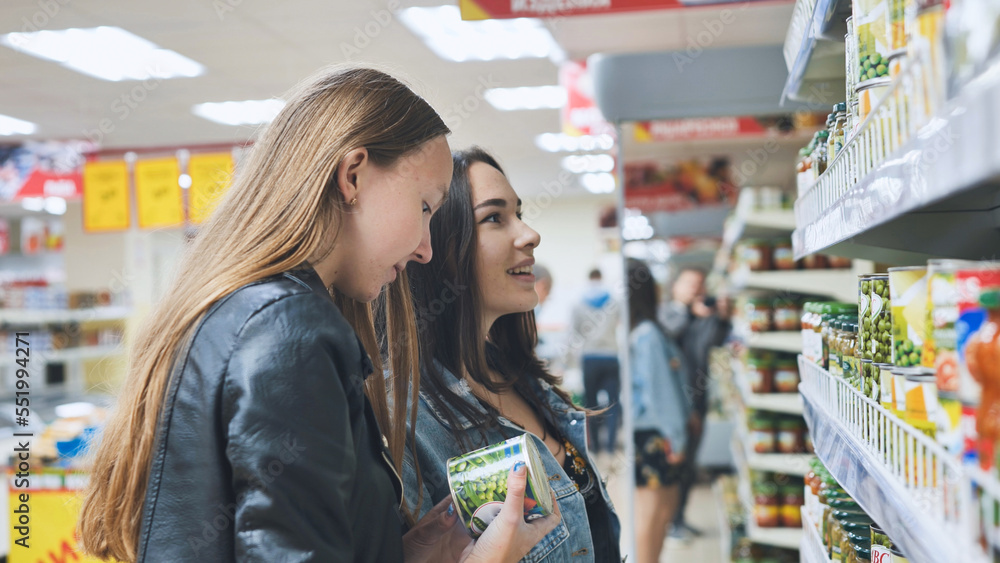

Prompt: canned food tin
[
  {"left": 888, "top": 266, "right": 928, "bottom": 367},
  {"left": 903, "top": 369, "right": 938, "bottom": 422},
  {"left": 870, "top": 523, "right": 892, "bottom": 550},
  {"left": 868, "top": 274, "right": 892, "bottom": 364},
  {"left": 890, "top": 545, "right": 909, "bottom": 562},
  {"left": 875, "top": 362, "right": 894, "bottom": 410},
  {"left": 891, "top": 366, "right": 909, "bottom": 416},
  {"left": 888, "top": 0, "right": 913, "bottom": 54},
  {"left": 447, "top": 434, "right": 554, "bottom": 537},
  {"left": 937, "top": 391, "right": 962, "bottom": 456},
  {"left": 854, "top": 0, "right": 891, "bottom": 83},
  {"left": 910, "top": 0, "right": 946, "bottom": 120},
  {"left": 860, "top": 275, "right": 872, "bottom": 358},
  {"left": 923, "top": 259, "right": 969, "bottom": 390},
  {"left": 857, "top": 79, "right": 892, "bottom": 121},
  {"left": 872, "top": 544, "right": 893, "bottom": 562}
]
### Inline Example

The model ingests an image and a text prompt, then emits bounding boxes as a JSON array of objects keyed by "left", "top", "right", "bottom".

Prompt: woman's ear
[{"left": 335, "top": 148, "right": 369, "bottom": 203}]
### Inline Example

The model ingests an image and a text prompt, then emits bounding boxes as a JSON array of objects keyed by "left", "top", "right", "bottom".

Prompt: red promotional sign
[
  {"left": 559, "top": 60, "right": 613, "bottom": 137},
  {"left": 634, "top": 117, "right": 767, "bottom": 142},
  {"left": 624, "top": 157, "right": 737, "bottom": 212},
  {"left": 460, "top": 0, "right": 726, "bottom": 19},
  {"left": 13, "top": 170, "right": 83, "bottom": 199}
]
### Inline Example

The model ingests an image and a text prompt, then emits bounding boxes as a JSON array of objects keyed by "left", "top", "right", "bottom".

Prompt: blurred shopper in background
[
  {"left": 534, "top": 264, "right": 553, "bottom": 308},
  {"left": 405, "top": 147, "right": 621, "bottom": 563},
  {"left": 78, "top": 67, "right": 556, "bottom": 563},
  {"left": 658, "top": 267, "right": 732, "bottom": 540},
  {"left": 629, "top": 258, "right": 689, "bottom": 563},
  {"left": 566, "top": 268, "right": 621, "bottom": 457}
]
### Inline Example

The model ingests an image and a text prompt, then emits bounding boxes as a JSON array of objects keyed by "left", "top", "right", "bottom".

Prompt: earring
[{"left": 349, "top": 197, "right": 358, "bottom": 206}]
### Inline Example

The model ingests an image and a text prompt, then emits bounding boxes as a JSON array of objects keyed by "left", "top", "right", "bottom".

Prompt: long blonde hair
[{"left": 78, "top": 66, "right": 449, "bottom": 561}]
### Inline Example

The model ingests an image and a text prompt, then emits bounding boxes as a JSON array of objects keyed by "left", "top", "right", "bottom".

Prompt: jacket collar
[
  {"left": 418, "top": 361, "right": 570, "bottom": 431},
  {"left": 284, "top": 265, "right": 375, "bottom": 379}
]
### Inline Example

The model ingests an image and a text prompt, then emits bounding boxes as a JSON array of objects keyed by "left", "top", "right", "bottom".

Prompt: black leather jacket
[{"left": 137, "top": 267, "right": 404, "bottom": 562}]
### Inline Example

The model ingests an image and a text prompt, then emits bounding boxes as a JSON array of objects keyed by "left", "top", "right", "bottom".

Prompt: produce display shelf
[
  {"left": 731, "top": 268, "right": 857, "bottom": 302},
  {"left": 0, "top": 345, "right": 123, "bottom": 364},
  {"left": 792, "top": 53, "right": 1000, "bottom": 263},
  {"left": 780, "top": 0, "right": 850, "bottom": 104},
  {"left": 798, "top": 356, "right": 992, "bottom": 563},
  {"left": 800, "top": 511, "right": 832, "bottom": 563},
  {"left": 732, "top": 359, "right": 804, "bottom": 415},
  {"left": 0, "top": 307, "right": 131, "bottom": 325},
  {"left": 731, "top": 434, "right": 805, "bottom": 550}
]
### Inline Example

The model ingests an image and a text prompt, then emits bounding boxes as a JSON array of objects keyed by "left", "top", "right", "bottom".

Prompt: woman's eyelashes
[{"left": 479, "top": 210, "right": 523, "bottom": 224}]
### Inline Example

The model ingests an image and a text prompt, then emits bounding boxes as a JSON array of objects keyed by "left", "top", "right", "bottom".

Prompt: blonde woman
[{"left": 78, "top": 67, "right": 558, "bottom": 563}]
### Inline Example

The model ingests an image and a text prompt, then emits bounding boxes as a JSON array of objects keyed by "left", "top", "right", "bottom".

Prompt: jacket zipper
[{"left": 380, "top": 434, "right": 405, "bottom": 508}]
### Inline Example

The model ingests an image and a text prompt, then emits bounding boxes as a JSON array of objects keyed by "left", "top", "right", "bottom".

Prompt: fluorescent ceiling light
[
  {"left": 0, "top": 114, "right": 37, "bottom": 136},
  {"left": 399, "top": 5, "right": 563, "bottom": 62},
  {"left": 484, "top": 86, "right": 565, "bottom": 111},
  {"left": 535, "top": 133, "right": 615, "bottom": 153},
  {"left": 561, "top": 154, "right": 615, "bottom": 174},
  {"left": 580, "top": 173, "right": 616, "bottom": 194},
  {"left": 0, "top": 26, "right": 204, "bottom": 82},
  {"left": 623, "top": 211, "right": 654, "bottom": 241},
  {"left": 192, "top": 99, "right": 285, "bottom": 126}
]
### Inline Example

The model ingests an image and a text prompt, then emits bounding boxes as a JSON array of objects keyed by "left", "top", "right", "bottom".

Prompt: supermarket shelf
[
  {"left": 800, "top": 511, "right": 831, "bottom": 563},
  {"left": 731, "top": 401, "right": 812, "bottom": 477},
  {"left": 798, "top": 356, "right": 989, "bottom": 563},
  {"left": 722, "top": 208, "right": 797, "bottom": 250},
  {"left": 732, "top": 359, "right": 804, "bottom": 415},
  {"left": 792, "top": 56, "right": 1000, "bottom": 264},
  {"left": 732, "top": 268, "right": 857, "bottom": 302},
  {"left": 731, "top": 436, "right": 805, "bottom": 549},
  {"left": 0, "top": 345, "right": 124, "bottom": 364},
  {"left": 743, "top": 330, "right": 802, "bottom": 354},
  {"left": 0, "top": 306, "right": 131, "bottom": 325},
  {"left": 748, "top": 521, "right": 804, "bottom": 551},
  {"left": 780, "top": 0, "right": 850, "bottom": 104}
]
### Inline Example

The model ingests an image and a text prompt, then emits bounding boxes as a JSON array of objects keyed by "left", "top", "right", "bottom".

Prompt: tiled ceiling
[{"left": 0, "top": 0, "right": 793, "bottom": 196}]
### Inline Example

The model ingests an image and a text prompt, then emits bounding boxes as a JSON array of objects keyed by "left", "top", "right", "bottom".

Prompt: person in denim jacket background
[
  {"left": 628, "top": 258, "right": 691, "bottom": 563},
  {"left": 402, "top": 147, "right": 622, "bottom": 562}
]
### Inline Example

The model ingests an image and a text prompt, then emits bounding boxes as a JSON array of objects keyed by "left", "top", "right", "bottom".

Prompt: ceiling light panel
[
  {"left": 399, "top": 5, "right": 563, "bottom": 62},
  {"left": 0, "top": 26, "right": 204, "bottom": 82},
  {"left": 484, "top": 86, "right": 566, "bottom": 111},
  {"left": 191, "top": 99, "right": 286, "bottom": 126},
  {"left": 535, "top": 133, "right": 615, "bottom": 152},
  {"left": 0, "top": 114, "right": 37, "bottom": 136}
]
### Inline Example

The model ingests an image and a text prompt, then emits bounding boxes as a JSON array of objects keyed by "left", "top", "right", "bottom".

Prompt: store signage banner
[
  {"left": 8, "top": 489, "right": 107, "bottom": 563},
  {"left": 560, "top": 60, "right": 613, "bottom": 137},
  {"left": 83, "top": 161, "right": 130, "bottom": 232},
  {"left": 0, "top": 141, "right": 89, "bottom": 202},
  {"left": 624, "top": 157, "right": 737, "bottom": 212},
  {"left": 633, "top": 114, "right": 823, "bottom": 142},
  {"left": 188, "top": 153, "right": 234, "bottom": 225},
  {"left": 135, "top": 158, "right": 184, "bottom": 229},
  {"left": 460, "top": 0, "right": 751, "bottom": 19}
]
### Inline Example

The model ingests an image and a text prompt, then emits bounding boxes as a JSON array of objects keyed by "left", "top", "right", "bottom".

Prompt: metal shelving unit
[
  {"left": 800, "top": 511, "right": 832, "bottom": 563},
  {"left": 732, "top": 358, "right": 804, "bottom": 415},
  {"left": 799, "top": 356, "right": 996, "bottom": 563},
  {"left": 0, "top": 306, "right": 131, "bottom": 325},
  {"left": 792, "top": 54, "right": 1000, "bottom": 263},
  {"left": 731, "top": 268, "right": 858, "bottom": 303},
  {"left": 781, "top": 0, "right": 852, "bottom": 104}
]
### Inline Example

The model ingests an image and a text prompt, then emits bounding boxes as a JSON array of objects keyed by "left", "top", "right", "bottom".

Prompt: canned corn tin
[
  {"left": 888, "top": 266, "right": 928, "bottom": 368},
  {"left": 903, "top": 368, "right": 938, "bottom": 422},
  {"left": 447, "top": 434, "right": 554, "bottom": 537}
]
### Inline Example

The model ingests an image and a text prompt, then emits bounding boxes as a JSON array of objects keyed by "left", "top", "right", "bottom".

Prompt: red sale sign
[{"left": 460, "top": 0, "right": 749, "bottom": 19}]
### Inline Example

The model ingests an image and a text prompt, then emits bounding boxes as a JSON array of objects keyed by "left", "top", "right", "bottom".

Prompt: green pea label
[{"left": 871, "top": 292, "right": 884, "bottom": 317}]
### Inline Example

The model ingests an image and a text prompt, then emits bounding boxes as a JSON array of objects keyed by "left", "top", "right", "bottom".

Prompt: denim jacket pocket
[{"left": 520, "top": 519, "right": 570, "bottom": 563}]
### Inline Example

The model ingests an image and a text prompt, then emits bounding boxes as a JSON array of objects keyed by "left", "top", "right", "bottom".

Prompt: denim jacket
[
  {"left": 402, "top": 364, "right": 621, "bottom": 562},
  {"left": 630, "top": 320, "right": 690, "bottom": 452}
]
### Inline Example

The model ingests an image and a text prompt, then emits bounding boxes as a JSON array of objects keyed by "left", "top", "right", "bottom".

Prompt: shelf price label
[
  {"left": 188, "top": 153, "right": 233, "bottom": 225},
  {"left": 82, "top": 161, "right": 130, "bottom": 232},
  {"left": 135, "top": 157, "right": 184, "bottom": 229}
]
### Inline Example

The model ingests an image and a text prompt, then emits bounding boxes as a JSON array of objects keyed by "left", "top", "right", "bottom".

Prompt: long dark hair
[
  {"left": 407, "top": 147, "right": 577, "bottom": 446},
  {"left": 628, "top": 258, "right": 660, "bottom": 331}
]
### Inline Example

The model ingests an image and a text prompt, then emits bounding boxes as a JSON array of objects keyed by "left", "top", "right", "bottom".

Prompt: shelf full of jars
[
  {"left": 791, "top": 0, "right": 1000, "bottom": 262},
  {"left": 802, "top": 457, "right": 914, "bottom": 563},
  {"left": 716, "top": 474, "right": 803, "bottom": 562},
  {"left": 797, "top": 259, "right": 1000, "bottom": 563}
]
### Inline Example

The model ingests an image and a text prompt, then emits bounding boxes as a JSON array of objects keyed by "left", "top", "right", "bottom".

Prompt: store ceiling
[{"left": 0, "top": 0, "right": 793, "bottom": 196}]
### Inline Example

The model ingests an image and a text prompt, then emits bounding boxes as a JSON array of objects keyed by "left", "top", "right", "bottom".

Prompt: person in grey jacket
[
  {"left": 658, "top": 267, "right": 731, "bottom": 539},
  {"left": 77, "top": 68, "right": 556, "bottom": 563},
  {"left": 404, "top": 147, "right": 621, "bottom": 563},
  {"left": 628, "top": 259, "right": 689, "bottom": 563}
]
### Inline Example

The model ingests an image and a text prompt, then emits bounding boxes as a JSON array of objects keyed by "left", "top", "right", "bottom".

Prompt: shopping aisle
[{"left": 597, "top": 449, "right": 723, "bottom": 563}]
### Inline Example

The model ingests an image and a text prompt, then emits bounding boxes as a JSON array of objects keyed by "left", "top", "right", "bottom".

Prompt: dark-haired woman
[
  {"left": 627, "top": 258, "right": 690, "bottom": 563},
  {"left": 402, "top": 147, "right": 621, "bottom": 562}
]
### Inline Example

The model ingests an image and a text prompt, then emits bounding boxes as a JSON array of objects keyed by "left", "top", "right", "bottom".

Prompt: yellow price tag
[
  {"left": 82, "top": 161, "right": 130, "bottom": 232},
  {"left": 135, "top": 158, "right": 183, "bottom": 229},
  {"left": 188, "top": 153, "right": 233, "bottom": 224}
]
